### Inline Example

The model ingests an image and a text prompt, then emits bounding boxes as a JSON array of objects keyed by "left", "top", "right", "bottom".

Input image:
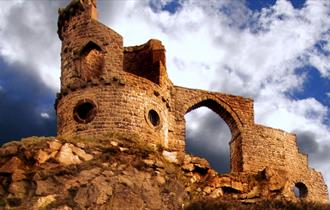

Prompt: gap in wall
[{"left": 185, "top": 107, "right": 232, "bottom": 173}]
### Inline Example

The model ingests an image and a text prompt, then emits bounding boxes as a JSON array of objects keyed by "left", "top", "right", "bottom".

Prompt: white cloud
[
  {"left": 308, "top": 51, "right": 330, "bottom": 78},
  {"left": 327, "top": 92, "right": 330, "bottom": 99},
  {"left": 102, "top": 0, "right": 330, "bottom": 98},
  {"left": 255, "top": 95, "right": 329, "bottom": 137},
  {"left": 40, "top": 112, "right": 50, "bottom": 119},
  {"left": 0, "top": 0, "right": 23, "bottom": 26}
]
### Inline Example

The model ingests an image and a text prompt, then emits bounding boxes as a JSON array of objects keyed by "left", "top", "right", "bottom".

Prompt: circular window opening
[
  {"left": 148, "top": 109, "right": 160, "bottom": 127},
  {"left": 293, "top": 182, "right": 308, "bottom": 199},
  {"left": 74, "top": 100, "right": 97, "bottom": 123}
]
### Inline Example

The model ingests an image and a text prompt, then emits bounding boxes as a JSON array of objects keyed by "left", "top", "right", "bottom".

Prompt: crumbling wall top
[
  {"left": 123, "top": 39, "right": 167, "bottom": 85},
  {"left": 58, "top": 0, "right": 98, "bottom": 40}
]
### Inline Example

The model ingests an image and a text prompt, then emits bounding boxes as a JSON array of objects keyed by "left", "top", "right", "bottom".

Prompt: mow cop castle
[{"left": 55, "top": 0, "right": 328, "bottom": 203}]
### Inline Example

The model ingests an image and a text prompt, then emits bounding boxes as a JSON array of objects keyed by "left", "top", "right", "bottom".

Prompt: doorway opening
[{"left": 185, "top": 107, "right": 232, "bottom": 173}]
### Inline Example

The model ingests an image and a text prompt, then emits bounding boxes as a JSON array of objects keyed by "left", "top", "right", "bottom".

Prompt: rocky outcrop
[
  {"left": 0, "top": 134, "right": 322, "bottom": 209},
  {"left": 0, "top": 135, "right": 188, "bottom": 209}
]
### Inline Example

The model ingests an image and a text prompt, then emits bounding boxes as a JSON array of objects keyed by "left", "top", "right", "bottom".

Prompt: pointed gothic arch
[
  {"left": 185, "top": 107, "right": 232, "bottom": 173},
  {"left": 78, "top": 41, "right": 104, "bottom": 81},
  {"left": 185, "top": 98, "right": 241, "bottom": 139},
  {"left": 184, "top": 98, "right": 243, "bottom": 172}
]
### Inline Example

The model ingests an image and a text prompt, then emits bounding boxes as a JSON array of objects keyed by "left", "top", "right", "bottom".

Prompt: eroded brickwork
[{"left": 55, "top": 0, "right": 328, "bottom": 203}]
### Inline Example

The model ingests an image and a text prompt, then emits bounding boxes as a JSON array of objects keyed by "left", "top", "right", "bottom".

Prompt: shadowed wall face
[
  {"left": 79, "top": 42, "right": 104, "bottom": 81},
  {"left": 124, "top": 39, "right": 166, "bottom": 85}
]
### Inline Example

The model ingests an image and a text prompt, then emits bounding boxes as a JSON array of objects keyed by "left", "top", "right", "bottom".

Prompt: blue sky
[
  {"left": 293, "top": 66, "right": 330, "bottom": 123},
  {"left": 0, "top": 0, "right": 329, "bottom": 194}
]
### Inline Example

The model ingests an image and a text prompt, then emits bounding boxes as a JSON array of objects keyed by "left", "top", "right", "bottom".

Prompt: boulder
[{"left": 55, "top": 143, "right": 81, "bottom": 165}]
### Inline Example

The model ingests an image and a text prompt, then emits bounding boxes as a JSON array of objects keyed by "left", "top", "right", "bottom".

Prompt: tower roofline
[{"left": 57, "top": 0, "right": 98, "bottom": 40}]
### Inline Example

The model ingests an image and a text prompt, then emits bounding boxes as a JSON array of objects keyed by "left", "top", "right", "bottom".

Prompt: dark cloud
[
  {"left": 185, "top": 108, "right": 231, "bottom": 173},
  {"left": 0, "top": 1, "right": 69, "bottom": 145},
  {"left": 1, "top": 0, "right": 66, "bottom": 59},
  {"left": 0, "top": 59, "right": 56, "bottom": 145},
  {"left": 315, "top": 144, "right": 330, "bottom": 163},
  {"left": 295, "top": 130, "right": 319, "bottom": 154},
  {"left": 295, "top": 129, "right": 330, "bottom": 168}
]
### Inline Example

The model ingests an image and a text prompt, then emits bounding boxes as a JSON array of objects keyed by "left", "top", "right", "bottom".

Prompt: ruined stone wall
[
  {"left": 171, "top": 86, "right": 254, "bottom": 171},
  {"left": 240, "top": 125, "right": 329, "bottom": 202},
  {"left": 124, "top": 39, "right": 166, "bottom": 85},
  {"left": 170, "top": 86, "right": 328, "bottom": 201},
  {"left": 55, "top": 0, "right": 328, "bottom": 203}
]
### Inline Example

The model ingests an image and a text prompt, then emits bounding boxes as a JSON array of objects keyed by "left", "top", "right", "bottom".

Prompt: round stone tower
[{"left": 55, "top": 0, "right": 174, "bottom": 148}]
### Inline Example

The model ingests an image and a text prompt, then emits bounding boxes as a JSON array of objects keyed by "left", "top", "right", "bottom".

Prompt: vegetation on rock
[{"left": 0, "top": 134, "right": 329, "bottom": 209}]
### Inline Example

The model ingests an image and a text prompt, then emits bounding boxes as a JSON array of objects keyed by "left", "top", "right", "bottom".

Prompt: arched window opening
[
  {"left": 80, "top": 42, "right": 102, "bottom": 56},
  {"left": 294, "top": 182, "right": 308, "bottom": 199},
  {"left": 185, "top": 107, "right": 232, "bottom": 173},
  {"left": 79, "top": 41, "right": 104, "bottom": 81}
]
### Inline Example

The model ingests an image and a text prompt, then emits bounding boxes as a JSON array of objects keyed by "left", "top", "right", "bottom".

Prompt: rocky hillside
[
  {"left": 0, "top": 133, "right": 187, "bottom": 209},
  {"left": 0, "top": 134, "right": 329, "bottom": 210}
]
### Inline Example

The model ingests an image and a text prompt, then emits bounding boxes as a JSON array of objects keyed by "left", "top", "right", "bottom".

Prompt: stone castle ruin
[{"left": 55, "top": 0, "right": 328, "bottom": 203}]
